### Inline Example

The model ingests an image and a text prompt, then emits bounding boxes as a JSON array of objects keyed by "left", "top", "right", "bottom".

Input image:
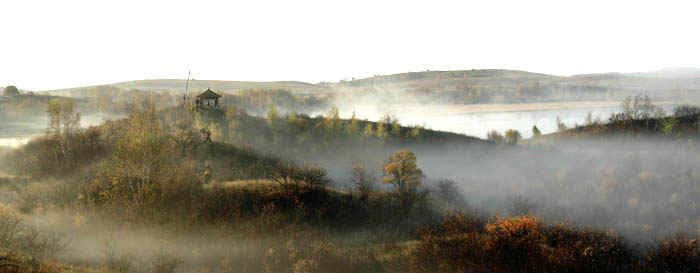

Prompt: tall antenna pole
[
  {"left": 182, "top": 69, "right": 190, "bottom": 109},
  {"left": 185, "top": 69, "right": 191, "bottom": 106}
]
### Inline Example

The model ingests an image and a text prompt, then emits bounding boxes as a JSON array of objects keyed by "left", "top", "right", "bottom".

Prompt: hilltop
[
  {"left": 332, "top": 68, "right": 700, "bottom": 104},
  {"left": 333, "top": 69, "right": 562, "bottom": 87},
  {"left": 42, "top": 79, "right": 330, "bottom": 97},
  {"left": 23, "top": 67, "right": 699, "bottom": 102}
]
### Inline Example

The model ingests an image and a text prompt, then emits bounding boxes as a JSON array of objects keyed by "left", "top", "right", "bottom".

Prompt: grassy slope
[{"left": 522, "top": 114, "right": 699, "bottom": 146}]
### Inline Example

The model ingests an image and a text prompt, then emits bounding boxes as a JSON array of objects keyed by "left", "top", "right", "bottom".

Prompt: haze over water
[{"left": 337, "top": 103, "right": 678, "bottom": 139}]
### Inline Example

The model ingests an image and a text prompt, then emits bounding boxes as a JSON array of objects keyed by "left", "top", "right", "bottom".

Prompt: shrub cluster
[{"left": 413, "top": 213, "right": 700, "bottom": 273}]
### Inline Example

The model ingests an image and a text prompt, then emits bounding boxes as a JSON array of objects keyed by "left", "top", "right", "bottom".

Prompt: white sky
[{"left": 1, "top": 0, "right": 699, "bottom": 91}]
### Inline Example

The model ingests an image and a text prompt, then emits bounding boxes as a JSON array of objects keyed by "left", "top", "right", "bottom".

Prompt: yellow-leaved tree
[
  {"left": 383, "top": 150, "right": 425, "bottom": 213},
  {"left": 112, "top": 100, "right": 167, "bottom": 208},
  {"left": 46, "top": 98, "right": 81, "bottom": 162}
]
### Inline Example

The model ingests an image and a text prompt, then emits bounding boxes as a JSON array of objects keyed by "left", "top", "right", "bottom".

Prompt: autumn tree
[
  {"left": 362, "top": 123, "right": 375, "bottom": 137},
  {"left": 504, "top": 129, "right": 522, "bottom": 145},
  {"left": 287, "top": 111, "right": 308, "bottom": 135},
  {"left": 376, "top": 113, "right": 395, "bottom": 138},
  {"left": 383, "top": 150, "right": 425, "bottom": 213},
  {"left": 407, "top": 124, "right": 422, "bottom": 138},
  {"left": 225, "top": 104, "right": 244, "bottom": 143},
  {"left": 346, "top": 111, "right": 361, "bottom": 138},
  {"left": 112, "top": 100, "right": 167, "bottom": 207},
  {"left": 391, "top": 118, "right": 401, "bottom": 137},
  {"left": 266, "top": 104, "right": 280, "bottom": 144},
  {"left": 46, "top": 99, "right": 81, "bottom": 162},
  {"left": 266, "top": 104, "right": 279, "bottom": 129},
  {"left": 323, "top": 105, "right": 341, "bottom": 136}
]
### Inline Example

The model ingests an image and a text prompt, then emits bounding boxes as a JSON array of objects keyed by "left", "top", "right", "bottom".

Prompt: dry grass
[{"left": 210, "top": 179, "right": 276, "bottom": 190}]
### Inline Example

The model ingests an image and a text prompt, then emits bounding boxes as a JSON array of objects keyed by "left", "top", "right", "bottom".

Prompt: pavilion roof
[{"left": 196, "top": 88, "right": 221, "bottom": 99}]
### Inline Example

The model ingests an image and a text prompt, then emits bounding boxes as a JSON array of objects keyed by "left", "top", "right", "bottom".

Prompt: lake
[
  {"left": 338, "top": 101, "right": 677, "bottom": 139},
  {"left": 0, "top": 113, "right": 115, "bottom": 147},
  {"left": 1, "top": 101, "right": 676, "bottom": 147}
]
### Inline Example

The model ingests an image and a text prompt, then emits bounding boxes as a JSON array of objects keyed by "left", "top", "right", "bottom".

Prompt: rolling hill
[
  {"left": 41, "top": 79, "right": 331, "bottom": 97},
  {"left": 28, "top": 68, "right": 700, "bottom": 106}
]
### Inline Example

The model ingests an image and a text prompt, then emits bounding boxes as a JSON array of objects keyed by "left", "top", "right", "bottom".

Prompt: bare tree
[
  {"left": 349, "top": 162, "right": 377, "bottom": 203},
  {"left": 268, "top": 161, "right": 330, "bottom": 194},
  {"left": 507, "top": 195, "right": 537, "bottom": 216},
  {"left": 169, "top": 113, "right": 198, "bottom": 156},
  {"left": 435, "top": 179, "right": 460, "bottom": 205},
  {"left": 268, "top": 161, "right": 300, "bottom": 194},
  {"left": 584, "top": 111, "right": 594, "bottom": 126},
  {"left": 295, "top": 163, "right": 330, "bottom": 190},
  {"left": 555, "top": 116, "right": 567, "bottom": 131},
  {"left": 487, "top": 130, "right": 504, "bottom": 143}
]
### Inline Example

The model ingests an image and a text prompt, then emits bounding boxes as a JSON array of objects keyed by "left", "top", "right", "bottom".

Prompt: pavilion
[{"left": 196, "top": 88, "right": 221, "bottom": 108}]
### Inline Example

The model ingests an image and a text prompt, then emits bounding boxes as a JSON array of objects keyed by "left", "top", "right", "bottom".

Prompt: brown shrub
[
  {"left": 412, "top": 214, "right": 634, "bottom": 273},
  {"left": 543, "top": 223, "right": 630, "bottom": 273},
  {"left": 646, "top": 234, "right": 700, "bottom": 273},
  {"left": 411, "top": 213, "right": 489, "bottom": 273}
]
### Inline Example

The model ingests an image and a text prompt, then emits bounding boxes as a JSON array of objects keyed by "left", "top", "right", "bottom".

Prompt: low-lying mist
[
  {"left": 3, "top": 88, "right": 700, "bottom": 272},
  {"left": 304, "top": 134, "right": 699, "bottom": 244}
]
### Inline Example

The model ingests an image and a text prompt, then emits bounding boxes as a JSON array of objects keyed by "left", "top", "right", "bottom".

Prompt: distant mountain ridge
[
  {"left": 333, "top": 69, "right": 563, "bottom": 87},
  {"left": 629, "top": 67, "right": 700, "bottom": 78},
  {"left": 35, "top": 68, "right": 700, "bottom": 103}
]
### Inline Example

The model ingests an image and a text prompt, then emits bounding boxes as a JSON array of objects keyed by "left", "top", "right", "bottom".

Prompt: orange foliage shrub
[
  {"left": 484, "top": 216, "right": 546, "bottom": 272},
  {"left": 412, "top": 214, "right": 634, "bottom": 273}
]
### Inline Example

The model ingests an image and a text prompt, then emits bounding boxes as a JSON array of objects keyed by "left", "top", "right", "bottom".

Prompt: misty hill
[
  {"left": 629, "top": 67, "right": 700, "bottom": 78},
  {"left": 334, "top": 69, "right": 562, "bottom": 87},
  {"left": 5, "top": 93, "right": 700, "bottom": 272},
  {"left": 42, "top": 79, "right": 330, "bottom": 97},
  {"left": 19, "top": 67, "right": 700, "bottom": 114},
  {"left": 0, "top": 93, "right": 91, "bottom": 120},
  {"left": 341, "top": 67, "right": 700, "bottom": 87},
  {"left": 333, "top": 68, "right": 700, "bottom": 105}
]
